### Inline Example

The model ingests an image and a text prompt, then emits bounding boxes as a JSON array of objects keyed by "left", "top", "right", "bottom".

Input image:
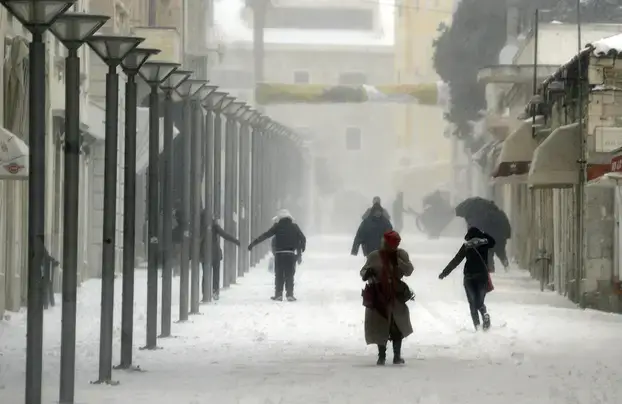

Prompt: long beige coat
[{"left": 360, "top": 248, "right": 414, "bottom": 345}]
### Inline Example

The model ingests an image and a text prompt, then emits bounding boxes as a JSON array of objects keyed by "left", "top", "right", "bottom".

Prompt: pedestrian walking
[
  {"left": 352, "top": 202, "right": 393, "bottom": 257},
  {"left": 438, "top": 227, "right": 496, "bottom": 331},
  {"left": 248, "top": 209, "right": 306, "bottom": 302},
  {"left": 360, "top": 230, "right": 414, "bottom": 365}
]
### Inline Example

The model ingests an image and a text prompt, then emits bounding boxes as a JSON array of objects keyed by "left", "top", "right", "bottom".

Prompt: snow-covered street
[{"left": 2, "top": 235, "right": 622, "bottom": 403}]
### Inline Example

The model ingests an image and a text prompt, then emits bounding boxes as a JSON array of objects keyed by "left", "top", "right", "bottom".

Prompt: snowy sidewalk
[{"left": 2, "top": 235, "right": 622, "bottom": 403}]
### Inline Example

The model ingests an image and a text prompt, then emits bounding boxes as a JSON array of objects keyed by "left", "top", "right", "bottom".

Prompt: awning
[
  {"left": 528, "top": 123, "right": 579, "bottom": 188},
  {"left": 0, "top": 126, "right": 28, "bottom": 180},
  {"left": 492, "top": 115, "right": 543, "bottom": 183},
  {"left": 588, "top": 172, "right": 622, "bottom": 188},
  {"left": 136, "top": 107, "right": 180, "bottom": 173}
]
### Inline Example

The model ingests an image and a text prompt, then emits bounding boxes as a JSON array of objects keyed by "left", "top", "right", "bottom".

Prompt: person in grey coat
[{"left": 360, "top": 230, "right": 414, "bottom": 365}]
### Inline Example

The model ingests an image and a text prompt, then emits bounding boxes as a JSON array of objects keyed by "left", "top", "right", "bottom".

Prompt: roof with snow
[
  {"left": 589, "top": 33, "right": 622, "bottom": 57},
  {"left": 540, "top": 28, "right": 622, "bottom": 87}
]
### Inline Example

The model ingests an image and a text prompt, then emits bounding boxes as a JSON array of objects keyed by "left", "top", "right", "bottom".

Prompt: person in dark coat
[
  {"left": 362, "top": 196, "right": 391, "bottom": 220},
  {"left": 172, "top": 207, "right": 184, "bottom": 276},
  {"left": 352, "top": 203, "right": 393, "bottom": 257},
  {"left": 41, "top": 244, "right": 60, "bottom": 309},
  {"left": 200, "top": 211, "right": 240, "bottom": 301},
  {"left": 248, "top": 209, "right": 306, "bottom": 301},
  {"left": 438, "top": 227, "right": 496, "bottom": 331},
  {"left": 455, "top": 198, "right": 511, "bottom": 272},
  {"left": 361, "top": 231, "right": 414, "bottom": 365}
]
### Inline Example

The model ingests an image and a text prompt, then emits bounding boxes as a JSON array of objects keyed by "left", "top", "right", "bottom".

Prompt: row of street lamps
[{"left": 1, "top": 1, "right": 311, "bottom": 404}]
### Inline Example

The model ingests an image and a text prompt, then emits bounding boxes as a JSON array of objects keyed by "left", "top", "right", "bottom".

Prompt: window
[
  {"left": 338, "top": 72, "right": 367, "bottom": 86},
  {"left": 345, "top": 127, "right": 362, "bottom": 151},
  {"left": 293, "top": 70, "right": 310, "bottom": 84},
  {"left": 265, "top": 7, "right": 374, "bottom": 31}
]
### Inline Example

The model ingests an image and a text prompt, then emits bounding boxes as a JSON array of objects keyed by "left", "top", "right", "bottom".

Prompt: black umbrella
[{"left": 455, "top": 197, "right": 511, "bottom": 241}]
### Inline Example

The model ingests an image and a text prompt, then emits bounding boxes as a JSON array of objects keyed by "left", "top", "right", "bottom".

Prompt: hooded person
[
  {"left": 248, "top": 209, "right": 306, "bottom": 301},
  {"left": 200, "top": 210, "right": 240, "bottom": 301},
  {"left": 438, "top": 227, "right": 496, "bottom": 331},
  {"left": 360, "top": 231, "right": 414, "bottom": 365},
  {"left": 352, "top": 203, "right": 393, "bottom": 257},
  {"left": 362, "top": 196, "right": 391, "bottom": 221}
]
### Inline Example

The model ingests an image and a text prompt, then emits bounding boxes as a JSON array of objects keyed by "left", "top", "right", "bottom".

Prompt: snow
[
  {"left": 590, "top": 33, "right": 622, "bottom": 57},
  {"left": 2, "top": 235, "right": 622, "bottom": 403}
]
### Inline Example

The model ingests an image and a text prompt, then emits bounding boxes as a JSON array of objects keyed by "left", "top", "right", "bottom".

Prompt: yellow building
[{"left": 393, "top": 0, "right": 455, "bottom": 205}]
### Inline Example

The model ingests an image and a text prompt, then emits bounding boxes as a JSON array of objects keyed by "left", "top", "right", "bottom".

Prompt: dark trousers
[
  {"left": 493, "top": 239, "right": 509, "bottom": 267},
  {"left": 378, "top": 319, "right": 403, "bottom": 357},
  {"left": 274, "top": 253, "right": 297, "bottom": 297},
  {"left": 42, "top": 263, "right": 55, "bottom": 309},
  {"left": 203, "top": 259, "right": 220, "bottom": 294},
  {"left": 464, "top": 277, "right": 488, "bottom": 327}
]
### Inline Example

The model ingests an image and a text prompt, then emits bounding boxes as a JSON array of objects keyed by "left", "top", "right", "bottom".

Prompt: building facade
[
  {"left": 215, "top": 0, "right": 395, "bottom": 232},
  {"left": 393, "top": 0, "right": 455, "bottom": 209}
]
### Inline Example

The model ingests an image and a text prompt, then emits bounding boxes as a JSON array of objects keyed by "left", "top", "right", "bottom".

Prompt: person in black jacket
[
  {"left": 200, "top": 211, "right": 240, "bottom": 301},
  {"left": 352, "top": 203, "right": 393, "bottom": 257},
  {"left": 248, "top": 209, "right": 306, "bottom": 301},
  {"left": 438, "top": 227, "right": 496, "bottom": 331}
]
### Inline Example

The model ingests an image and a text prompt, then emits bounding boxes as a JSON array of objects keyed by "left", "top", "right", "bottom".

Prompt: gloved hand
[
  {"left": 362, "top": 268, "right": 374, "bottom": 281},
  {"left": 438, "top": 273, "right": 446, "bottom": 280},
  {"left": 235, "top": 240, "right": 241, "bottom": 247},
  {"left": 247, "top": 244, "right": 253, "bottom": 251},
  {"left": 297, "top": 254, "right": 302, "bottom": 265}
]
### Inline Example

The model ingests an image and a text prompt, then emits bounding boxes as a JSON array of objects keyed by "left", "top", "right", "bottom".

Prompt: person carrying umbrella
[
  {"left": 455, "top": 197, "right": 511, "bottom": 272},
  {"left": 438, "top": 227, "right": 496, "bottom": 331}
]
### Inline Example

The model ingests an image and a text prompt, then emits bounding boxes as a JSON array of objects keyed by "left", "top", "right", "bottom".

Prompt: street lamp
[
  {"left": 189, "top": 80, "right": 209, "bottom": 314},
  {"left": 87, "top": 33, "right": 144, "bottom": 385},
  {"left": 208, "top": 94, "right": 233, "bottom": 298},
  {"left": 137, "top": 61, "right": 181, "bottom": 349},
  {"left": 249, "top": 111, "right": 262, "bottom": 267},
  {"left": 222, "top": 101, "right": 245, "bottom": 287},
  {"left": 237, "top": 106, "right": 255, "bottom": 276},
  {"left": 159, "top": 69, "right": 191, "bottom": 338},
  {"left": 50, "top": 11, "right": 109, "bottom": 402},
  {"left": 199, "top": 88, "right": 224, "bottom": 302},
  {"left": 117, "top": 47, "right": 161, "bottom": 371},
  {"left": 175, "top": 78, "right": 206, "bottom": 317},
  {"left": 0, "top": 1, "right": 76, "bottom": 401}
]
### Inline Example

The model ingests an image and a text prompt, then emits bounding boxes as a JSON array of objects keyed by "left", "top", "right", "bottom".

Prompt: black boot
[
  {"left": 377, "top": 345, "right": 386, "bottom": 366},
  {"left": 271, "top": 295, "right": 283, "bottom": 301},
  {"left": 482, "top": 313, "right": 491, "bottom": 331},
  {"left": 392, "top": 339, "right": 405, "bottom": 364}
]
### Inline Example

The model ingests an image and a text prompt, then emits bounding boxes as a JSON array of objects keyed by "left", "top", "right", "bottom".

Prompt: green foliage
[{"left": 432, "top": 0, "right": 507, "bottom": 153}]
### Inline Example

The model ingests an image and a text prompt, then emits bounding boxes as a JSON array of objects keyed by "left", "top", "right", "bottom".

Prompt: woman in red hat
[{"left": 360, "top": 230, "right": 414, "bottom": 365}]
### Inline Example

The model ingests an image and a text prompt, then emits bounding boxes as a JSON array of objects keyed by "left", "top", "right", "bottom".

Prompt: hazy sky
[{"left": 213, "top": 0, "right": 396, "bottom": 45}]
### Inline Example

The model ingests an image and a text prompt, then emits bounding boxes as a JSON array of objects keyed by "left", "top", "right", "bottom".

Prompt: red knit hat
[{"left": 383, "top": 230, "right": 401, "bottom": 249}]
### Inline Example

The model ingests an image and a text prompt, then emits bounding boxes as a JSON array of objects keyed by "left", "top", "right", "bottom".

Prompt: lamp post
[
  {"left": 87, "top": 33, "right": 144, "bottom": 385},
  {"left": 0, "top": 1, "right": 76, "bottom": 401},
  {"left": 210, "top": 94, "right": 233, "bottom": 297},
  {"left": 137, "top": 61, "right": 180, "bottom": 349},
  {"left": 159, "top": 69, "right": 191, "bottom": 337},
  {"left": 222, "top": 101, "right": 245, "bottom": 287},
  {"left": 199, "top": 87, "right": 222, "bottom": 302},
  {"left": 238, "top": 108, "right": 258, "bottom": 275},
  {"left": 116, "top": 47, "right": 161, "bottom": 370},
  {"left": 231, "top": 103, "right": 248, "bottom": 280},
  {"left": 189, "top": 80, "right": 208, "bottom": 313},
  {"left": 249, "top": 114, "right": 264, "bottom": 267},
  {"left": 50, "top": 12, "right": 109, "bottom": 402},
  {"left": 175, "top": 78, "right": 207, "bottom": 319}
]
